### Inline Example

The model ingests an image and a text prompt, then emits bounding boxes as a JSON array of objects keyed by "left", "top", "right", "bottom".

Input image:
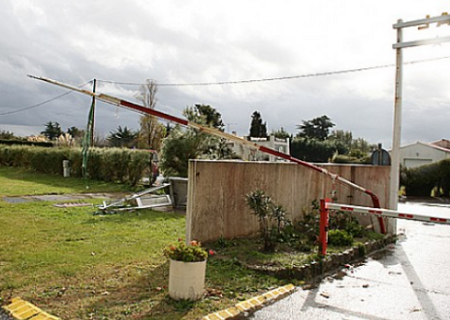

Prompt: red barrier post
[{"left": 318, "top": 199, "right": 329, "bottom": 256}]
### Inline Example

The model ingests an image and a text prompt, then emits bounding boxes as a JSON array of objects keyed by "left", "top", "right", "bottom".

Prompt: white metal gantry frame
[{"left": 390, "top": 13, "right": 450, "bottom": 211}]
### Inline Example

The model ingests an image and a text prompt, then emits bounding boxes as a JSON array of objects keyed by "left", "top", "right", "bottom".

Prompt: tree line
[
  {"left": 1, "top": 81, "right": 377, "bottom": 177},
  {"left": 249, "top": 112, "right": 376, "bottom": 163}
]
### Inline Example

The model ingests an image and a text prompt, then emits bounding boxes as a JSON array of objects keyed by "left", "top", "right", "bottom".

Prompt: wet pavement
[{"left": 249, "top": 201, "right": 450, "bottom": 320}]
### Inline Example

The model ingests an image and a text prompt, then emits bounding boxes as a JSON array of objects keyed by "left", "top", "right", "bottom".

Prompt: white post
[
  {"left": 390, "top": 20, "right": 403, "bottom": 211},
  {"left": 390, "top": 13, "right": 450, "bottom": 212},
  {"left": 63, "top": 160, "right": 70, "bottom": 178}
]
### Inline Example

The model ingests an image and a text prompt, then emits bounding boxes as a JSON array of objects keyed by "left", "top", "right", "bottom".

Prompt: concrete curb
[
  {"left": 2, "top": 297, "right": 60, "bottom": 320},
  {"left": 202, "top": 284, "right": 295, "bottom": 320}
]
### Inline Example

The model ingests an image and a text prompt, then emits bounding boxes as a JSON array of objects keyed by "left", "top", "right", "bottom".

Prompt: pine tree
[{"left": 249, "top": 111, "right": 268, "bottom": 138}]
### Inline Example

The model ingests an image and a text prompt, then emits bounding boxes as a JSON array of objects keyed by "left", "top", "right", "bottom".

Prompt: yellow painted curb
[
  {"left": 2, "top": 297, "right": 60, "bottom": 320},
  {"left": 202, "top": 284, "right": 295, "bottom": 320}
]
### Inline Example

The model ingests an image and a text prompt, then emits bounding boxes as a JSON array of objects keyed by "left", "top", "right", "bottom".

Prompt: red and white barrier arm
[
  {"left": 325, "top": 202, "right": 449, "bottom": 225},
  {"left": 28, "top": 75, "right": 386, "bottom": 232}
]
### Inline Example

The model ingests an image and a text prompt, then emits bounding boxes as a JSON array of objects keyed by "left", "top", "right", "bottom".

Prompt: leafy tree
[
  {"left": 328, "top": 130, "right": 375, "bottom": 163},
  {"left": 249, "top": 111, "right": 268, "bottom": 138},
  {"left": 107, "top": 126, "right": 138, "bottom": 148},
  {"left": 328, "top": 130, "right": 353, "bottom": 153},
  {"left": 188, "top": 104, "right": 225, "bottom": 130},
  {"left": 290, "top": 138, "right": 336, "bottom": 162},
  {"left": 350, "top": 137, "right": 374, "bottom": 155},
  {"left": 289, "top": 116, "right": 376, "bottom": 163},
  {"left": 41, "top": 122, "right": 63, "bottom": 140},
  {"left": 271, "top": 127, "right": 291, "bottom": 140},
  {"left": 135, "top": 80, "right": 165, "bottom": 150},
  {"left": 296, "top": 115, "right": 335, "bottom": 141},
  {"left": 0, "top": 130, "right": 15, "bottom": 140},
  {"left": 159, "top": 105, "right": 234, "bottom": 177}
]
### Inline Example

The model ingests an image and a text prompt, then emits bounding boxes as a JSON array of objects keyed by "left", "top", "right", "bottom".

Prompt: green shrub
[
  {"left": 298, "top": 200, "right": 365, "bottom": 245},
  {"left": 401, "top": 159, "right": 450, "bottom": 197},
  {"left": 0, "top": 145, "right": 151, "bottom": 186},
  {"left": 355, "top": 242, "right": 367, "bottom": 256},
  {"left": 245, "top": 190, "right": 291, "bottom": 252},
  {"left": 328, "top": 230, "right": 353, "bottom": 246}
]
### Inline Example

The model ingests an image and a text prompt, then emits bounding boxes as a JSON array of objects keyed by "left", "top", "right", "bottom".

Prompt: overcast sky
[{"left": 1, "top": 0, "right": 449, "bottom": 149}]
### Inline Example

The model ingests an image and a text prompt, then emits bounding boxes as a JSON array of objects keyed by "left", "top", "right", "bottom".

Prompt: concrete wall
[{"left": 186, "top": 160, "right": 392, "bottom": 243}]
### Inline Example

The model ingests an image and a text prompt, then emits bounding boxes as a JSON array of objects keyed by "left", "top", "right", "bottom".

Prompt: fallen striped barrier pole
[
  {"left": 325, "top": 201, "right": 449, "bottom": 225},
  {"left": 318, "top": 199, "right": 449, "bottom": 256}
]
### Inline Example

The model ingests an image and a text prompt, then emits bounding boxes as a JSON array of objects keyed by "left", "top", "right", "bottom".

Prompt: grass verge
[
  {"left": 0, "top": 167, "right": 386, "bottom": 319},
  {"left": 0, "top": 167, "right": 131, "bottom": 196},
  {"left": 0, "top": 167, "right": 289, "bottom": 319}
]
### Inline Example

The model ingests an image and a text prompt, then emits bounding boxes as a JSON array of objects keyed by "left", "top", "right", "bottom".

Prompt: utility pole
[
  {"left": 90, "top": 78, "right": 96, "bottom": 146},
  {"left": 390, "top": 13, "right": 450, "bottom": 211}
]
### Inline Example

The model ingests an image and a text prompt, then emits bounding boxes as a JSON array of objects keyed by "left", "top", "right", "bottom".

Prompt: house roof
[
  {"left": 399, "top": 141, "right": 450, "bottom": 153},
  {"left": 430, "top": 139, "right": 450, "bottom": 149}
]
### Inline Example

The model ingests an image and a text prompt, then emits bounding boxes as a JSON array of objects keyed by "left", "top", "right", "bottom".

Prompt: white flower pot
[{"left": 168, "top": 259, "right": 206, "bottom": 300}]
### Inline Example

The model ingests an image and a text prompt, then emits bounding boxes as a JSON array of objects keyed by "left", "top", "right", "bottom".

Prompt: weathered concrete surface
[
  {"left": 249, "top": 201, "right": 450, "bottom": 320},
  {"left": 187, "top": 160, "right": 392, "bottom": 242}
]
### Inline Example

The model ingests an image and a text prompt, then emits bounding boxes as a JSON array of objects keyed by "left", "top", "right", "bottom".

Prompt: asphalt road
[{"left": 249, "top": 201, "right": 450, "bottom": 320}]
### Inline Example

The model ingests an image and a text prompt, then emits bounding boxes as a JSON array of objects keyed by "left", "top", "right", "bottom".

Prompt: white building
[
  {"left": 229, "top": 135, "right": 290, "bottom": 162},
  {"left": 396, "top": 139, "right": 450, "bottom": 168}
]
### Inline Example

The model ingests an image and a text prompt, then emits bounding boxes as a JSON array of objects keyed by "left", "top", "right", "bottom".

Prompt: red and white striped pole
[
  {"left": 326, "top": 201, "right": 449, "bottom": 225},
  {"left": 29, "top": 75, "right": 386, "bottom": 234}
]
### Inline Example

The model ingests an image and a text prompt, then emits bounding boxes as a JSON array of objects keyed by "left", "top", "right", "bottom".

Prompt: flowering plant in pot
[
  {"left": 163, "top": 239, "right": 211, "bottom": 300},
  {"left": 163, "top": 239, "right": 208, "bottom": 262}
]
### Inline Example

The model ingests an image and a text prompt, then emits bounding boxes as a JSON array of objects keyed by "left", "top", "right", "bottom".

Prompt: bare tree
[{"left": 135, "top": 80, "right": 165, "bottom": 150}]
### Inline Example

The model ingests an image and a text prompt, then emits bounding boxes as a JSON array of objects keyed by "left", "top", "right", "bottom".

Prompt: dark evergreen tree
[
  {"left": 67, "top": 126, "right": 84, "bottom": 139},
  {"left": 41, "top": 121, "right": 63, "bottom": 140},
  {"left": 193, "top": 104, "right": 224, "bottom": 130},
  {"left": 249, "top": 111, "right": 268, "bottom": 137},
  {"left": 107, "top": 126, "right": 138, "bottom": 148},
  {"left": 297, "top": 115, "right": 335, "bottom": 141}
]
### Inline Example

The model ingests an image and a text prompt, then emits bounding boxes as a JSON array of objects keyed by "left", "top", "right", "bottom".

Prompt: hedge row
[
  {"left": 331, "top": 154, "right": 371, "bottom": 164},
  {"left": 0, "top": 139, "right": 53, "bottom": 147},
  {"left": 401, "top": 159, "right": 450, "bottom": 197},
  {"left": 0, "top": 145, "right": 152, "bottom": 186}
]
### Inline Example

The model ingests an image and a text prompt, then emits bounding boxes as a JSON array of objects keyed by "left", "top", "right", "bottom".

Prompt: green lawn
[
  {"left": 0, "top": 167, "right": 131, "bottom": 196},
  {"left": 0, "top": 167, "right": 286, "bottom": 320}
]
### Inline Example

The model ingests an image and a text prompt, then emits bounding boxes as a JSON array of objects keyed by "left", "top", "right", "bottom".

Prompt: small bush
[
  {"left": 246, "top": 190, "right": 291, "bottom": 252},
  {"left": 297, "top": 200, "right": 369, "bottom": 246},
  {"left": 355, "top": 242, "right": 367, "bottom": 256},
  {"left": 328, "top": 230, "right": 353, "bottom": 246}
]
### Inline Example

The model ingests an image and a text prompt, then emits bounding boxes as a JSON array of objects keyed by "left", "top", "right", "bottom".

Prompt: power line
[
  {"left": 96, "top": 55, "right": 450, "bottom": 87},
  {"left": 0, "top": 80, "right": 93, "bottom": 116},
  {"left": 3, "top": 55, "right": 449, "bottom": 117}
]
